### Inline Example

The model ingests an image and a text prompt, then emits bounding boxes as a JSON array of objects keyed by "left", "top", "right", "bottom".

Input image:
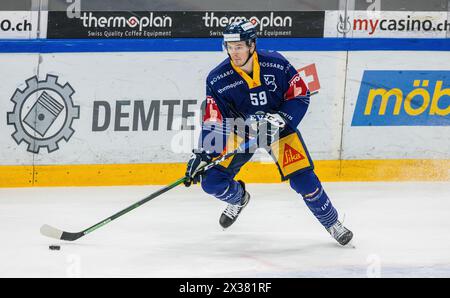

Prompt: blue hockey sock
[
  {"left": 201, "top": 168, "right": 243, "bottom": 205},
  {"left": 290, "top": 170, "right": 338, "bottom": 229},
  {"left": 215, "top": 180, "right": 243, "bottom": 205},
  {"left": 302, "top": 186, "right": 338, "bottom": 229}
]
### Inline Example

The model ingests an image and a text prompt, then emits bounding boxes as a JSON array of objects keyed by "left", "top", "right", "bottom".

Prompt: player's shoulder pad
[
  {"left": 206, "top": 57, "right": 232, "bottom": 85},
  {"left": 257, "top": 49, "right": 289, "bottom": 65},
  {"left": 257, "top": 49, "right": 293, "bottom": 75}
]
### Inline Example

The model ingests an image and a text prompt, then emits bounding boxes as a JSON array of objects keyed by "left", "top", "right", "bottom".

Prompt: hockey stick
[{"left": 40, "top": 137, "right": 257, "bottom": 242}]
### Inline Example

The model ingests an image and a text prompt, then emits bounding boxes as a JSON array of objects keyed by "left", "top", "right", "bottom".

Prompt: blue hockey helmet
[{"left": 223, "top": 19, "right": 257, "bottom": 45}]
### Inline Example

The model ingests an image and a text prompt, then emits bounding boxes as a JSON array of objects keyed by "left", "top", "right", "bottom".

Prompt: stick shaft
[
  {"left": 81, "top": 177, "right": 186, "bottom": 237},
  {"left": 94, "top": 136, "right": 255, "bottom": 232},
  {"left": 43, "top": 137, "right": 257, "bottom": 241}
]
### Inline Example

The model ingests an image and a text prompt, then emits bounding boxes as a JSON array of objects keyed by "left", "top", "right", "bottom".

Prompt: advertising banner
[
  {"left": 343, "top": 51, "right": 450, "bottom": 159},
  {"left": 0, "top": 11, "right": 39, "bottom": 39},
  {"left": 0, "top": 54, "right": 38, "bottom": 166},
  {"left": 0, "top": 51, "right": 344, "bottom": 166},
  {"left": 47, "top": 11, "right": 324, "bottom": 39},
  {"left": 352, "top": 70, "right": 450, "bottom": 126},
  {"left": 325, "top": 10, "right": 449, "bottom": 38}
]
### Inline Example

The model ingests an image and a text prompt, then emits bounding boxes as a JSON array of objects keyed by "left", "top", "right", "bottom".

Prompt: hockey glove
[{"left": 184, "top": 150, "right": 213, "bottom": 187}]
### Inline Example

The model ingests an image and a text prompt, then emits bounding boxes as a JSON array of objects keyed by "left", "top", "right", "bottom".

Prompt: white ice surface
[{"left": 1, "top": 182, "right": 450, "bottom": 278}]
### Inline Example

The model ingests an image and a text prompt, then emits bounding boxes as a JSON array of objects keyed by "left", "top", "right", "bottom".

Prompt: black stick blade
[{"left": 61, "top": 231, "right": 84, "bottom": 241}]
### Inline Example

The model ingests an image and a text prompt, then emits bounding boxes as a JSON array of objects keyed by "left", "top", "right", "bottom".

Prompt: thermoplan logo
[
  {"left": 352, "top": 71, "right": 450, "bottom": 126},
  {"left": 79, "top": 12, "right": 173, "bottom": 31},
  {"left": 7, "top": 75, "right": 80, "bottom": 153},
  {"left": 202, "top": 12, "right": 293, "bottom": 31}
]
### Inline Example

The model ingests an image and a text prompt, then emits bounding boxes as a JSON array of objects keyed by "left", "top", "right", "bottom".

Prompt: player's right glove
[{"left": 184, "top": 150, "right": 213, "bottom": 187}]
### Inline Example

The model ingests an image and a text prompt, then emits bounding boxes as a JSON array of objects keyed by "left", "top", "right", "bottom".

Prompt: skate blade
[{"left": 342, "top": 238, "right": 356, "bottom": 249}]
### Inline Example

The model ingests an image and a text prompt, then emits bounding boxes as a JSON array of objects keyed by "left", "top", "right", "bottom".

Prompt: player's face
[{"left": 226, "top": 41, "right": 254, "bottom": 67}]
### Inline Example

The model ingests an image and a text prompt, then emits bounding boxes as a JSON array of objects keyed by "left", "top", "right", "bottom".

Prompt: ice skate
[
  {"left": 219, "top": 181, "right": 250, "bottom": 229},
  {"left": 327, "top": 220, "right": 353, "bottom": 246}
]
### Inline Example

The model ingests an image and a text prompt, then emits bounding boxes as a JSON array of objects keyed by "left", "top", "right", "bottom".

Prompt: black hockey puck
[{"left": 49, "top": 245, "right": 60, "bottom": 250}]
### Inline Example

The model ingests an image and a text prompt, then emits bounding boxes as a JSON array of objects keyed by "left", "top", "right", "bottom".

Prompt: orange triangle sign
[{"left": 283, "top": 143, "right": 305, "bottom": 167}]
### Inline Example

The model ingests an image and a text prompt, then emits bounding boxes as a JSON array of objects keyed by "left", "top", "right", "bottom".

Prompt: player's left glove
[{"left": 184, "top": 150, "right": 213, "bottom": 187}]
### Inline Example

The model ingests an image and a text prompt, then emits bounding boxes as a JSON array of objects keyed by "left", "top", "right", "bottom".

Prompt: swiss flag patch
[
  {"left": 284, "top": 73, "right": 308, "bottom": 100},
  {"left": 203, "top": 96, "right": 223, "bottom": 123}
]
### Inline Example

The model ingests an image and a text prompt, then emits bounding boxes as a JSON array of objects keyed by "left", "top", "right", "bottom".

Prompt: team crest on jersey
[{"left": 263, "top": 74, "right": 277, "bottom": 92}]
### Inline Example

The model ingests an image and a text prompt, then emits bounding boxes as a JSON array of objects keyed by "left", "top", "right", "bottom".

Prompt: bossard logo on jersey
[
  {"left": 7, "top": 75, "right": 80, "bottom": 153},
  {"left": 283, "top": 143, "right": 305, "bottom": 167},
  {"left": 297, "top": 63, "right": 320, "bottom": 95},
  {"left": 352, "top": 71, "right": 450, "bottom": 126},
  {"left": 263, "top": 75, "right": 277, "bottom": 92}
]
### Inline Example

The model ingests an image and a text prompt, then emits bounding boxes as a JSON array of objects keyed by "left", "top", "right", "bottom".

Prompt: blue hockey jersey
[{"left": 201, "top": 49, "right": 310, "bottom": 153}]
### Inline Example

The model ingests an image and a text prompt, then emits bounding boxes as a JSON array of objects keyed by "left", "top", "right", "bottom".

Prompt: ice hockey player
[{"left": 184, "top": 19, "right": 353, "bottom": 246}]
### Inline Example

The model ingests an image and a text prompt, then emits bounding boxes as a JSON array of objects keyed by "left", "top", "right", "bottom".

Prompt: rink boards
[{"left": 0, "top": 44, "right": 449, "bottom": 186}]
